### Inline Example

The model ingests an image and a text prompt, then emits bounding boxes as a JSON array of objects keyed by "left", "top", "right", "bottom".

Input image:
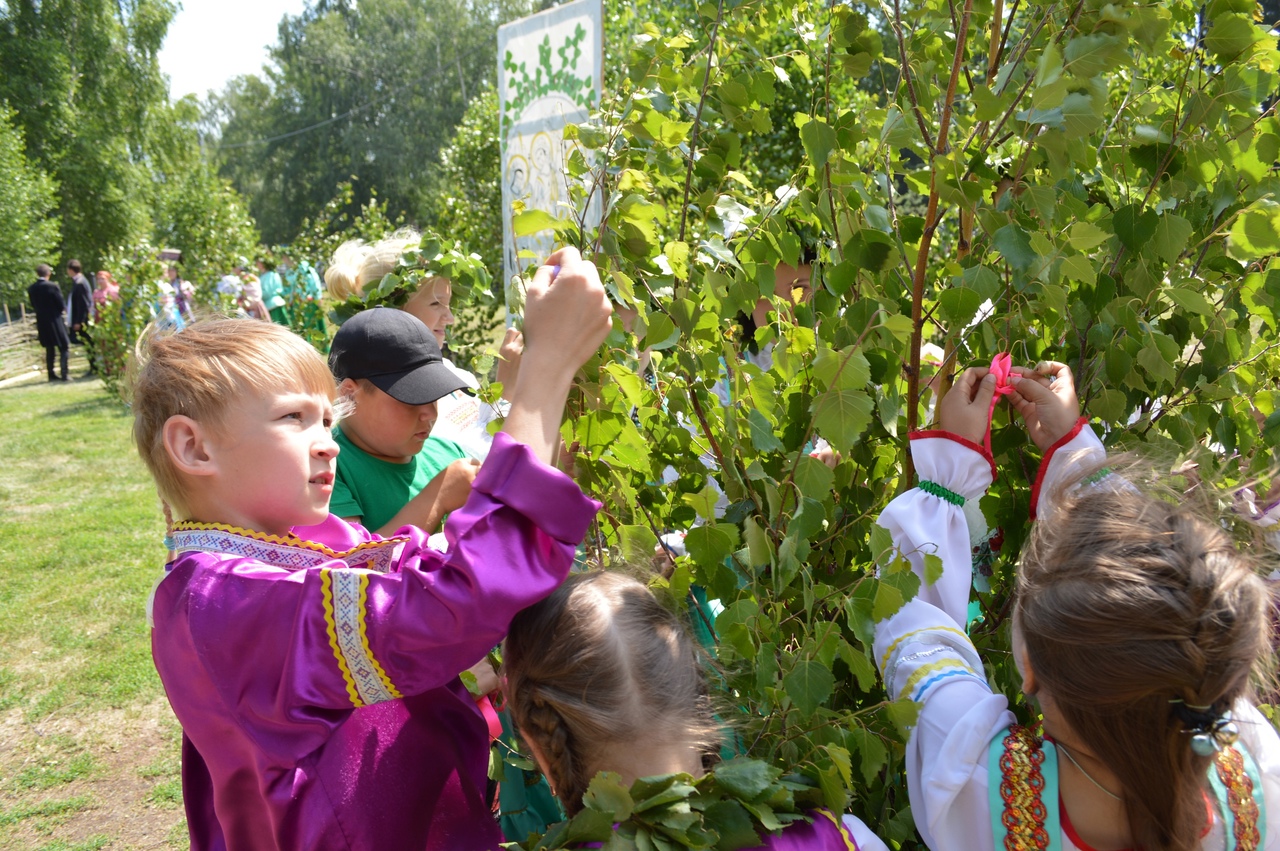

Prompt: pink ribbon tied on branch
[{"left": 985, "top": 352, "right": 1016, "bottom": 454}]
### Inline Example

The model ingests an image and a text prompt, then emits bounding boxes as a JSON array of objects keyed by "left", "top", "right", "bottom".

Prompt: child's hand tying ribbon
[
  {"left": 935, "top": 365, "right": 1000, "bottom": 447},
  {"left": 1006, "top": 360, "right": 1082, "bottom": 452}
]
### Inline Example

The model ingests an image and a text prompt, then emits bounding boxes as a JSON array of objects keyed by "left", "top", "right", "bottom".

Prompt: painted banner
[{"left": 497, "top": 0, "right": 603, "bottom": 301}]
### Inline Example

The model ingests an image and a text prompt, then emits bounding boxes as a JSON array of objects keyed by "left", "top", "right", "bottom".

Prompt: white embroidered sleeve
[{"left": 871, "top": 432, "right": 1013, "bottom": 851}]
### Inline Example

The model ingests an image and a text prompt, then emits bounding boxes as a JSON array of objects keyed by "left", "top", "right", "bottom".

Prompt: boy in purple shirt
[{"left": 132, "top": 249, "right": 612, "bottom": 851}]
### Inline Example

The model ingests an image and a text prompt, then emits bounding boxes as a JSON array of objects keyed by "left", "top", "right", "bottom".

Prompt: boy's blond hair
[{"left": 129, "top": 319, "right": 336, "bottom": 518}]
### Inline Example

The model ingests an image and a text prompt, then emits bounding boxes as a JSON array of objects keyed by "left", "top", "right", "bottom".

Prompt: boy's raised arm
[{"left": 501, "top": 247, "right": 612, "bottom": 467}]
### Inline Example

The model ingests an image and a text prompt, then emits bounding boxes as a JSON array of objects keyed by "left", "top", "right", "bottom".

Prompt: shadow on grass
[{"left": 44, "top": 395, "right": 130, "bottom": 420}]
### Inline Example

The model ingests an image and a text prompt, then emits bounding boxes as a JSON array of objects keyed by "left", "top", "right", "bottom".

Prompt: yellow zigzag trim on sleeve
[
  {"left": 814, "top": 808, "right": 860, "bottom": 851},
  {"left": 320, "top": 569, "right": 364, "bottom": 707},
  {"left": 356, "top": 573, "right": 402, "bottom": 700},
  {"left": 172, "top": 520, "right": 408, "bottom": 559},
  {"left": 878, "top": 624, "right": 970, "bottom": 673}
]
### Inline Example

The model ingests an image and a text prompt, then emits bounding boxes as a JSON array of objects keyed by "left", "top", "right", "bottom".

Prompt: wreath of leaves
[
  {"left": 327, "top": 230, "right": 493, "bottom": 326},
  {"left": 510, "top": 757, "right": 826, "bottom": 851}
]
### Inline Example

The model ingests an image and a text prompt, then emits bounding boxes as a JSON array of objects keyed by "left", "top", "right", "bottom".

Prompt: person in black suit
[
  {"left": 66, "top": 259, "right": 93, "bottom": 346},
  {"left": 28, "top": 263, "right": 69, "bottom": 381}
]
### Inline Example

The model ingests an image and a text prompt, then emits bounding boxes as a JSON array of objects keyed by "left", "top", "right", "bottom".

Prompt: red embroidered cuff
[
  {"left": 1029, "top": 417, "right": 1090, "bottom": 520},
  {"left": 911, "top": 430, "right": 998, "bottom": 481}
]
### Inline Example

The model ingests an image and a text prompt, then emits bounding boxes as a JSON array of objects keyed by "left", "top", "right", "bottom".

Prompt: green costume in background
[{"left": 259, "top": 268, "right": 290, "bottom": 326}]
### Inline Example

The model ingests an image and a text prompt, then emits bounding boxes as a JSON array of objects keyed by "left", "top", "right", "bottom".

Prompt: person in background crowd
[
  {"left": 257, "top": 257, "right": 288, "bottom": 326},
  {"left": 92, "top": 270, "right": 120, "bottom": 320},
  {"left": 235, "top": 265, "right": 268, "bottom": 321},
  {"left": 279, "top": 250, "right": 325, "bottom": 336},
  {"left": 29, "top": 263, "right": 69, "bottom": 382},
  {"left": 67, "top": 259, "right": 93, "bottom": 346},
  {"left": 165, "top": 266, "right": 195, "bottom": 320}
]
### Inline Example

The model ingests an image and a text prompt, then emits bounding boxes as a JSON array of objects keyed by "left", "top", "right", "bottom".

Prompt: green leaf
[
  {"left": 1149, "top": 214, "right": 1194, "bottom": 265},
  {"left": 992, "top": 224, "right": 1036, "bottom": 271},
  {"left": 812, "top": 346, "right": 871, "bottom": 391},
  {"left": 619, "top": 524, "right": 659, "bottom": 566},
  {"left": 1060, "top": 254, "right": 1095, "bottom": 282},
  {"left": 1063, "top": 33, "right": 1127, "bottom": 78},
  {"left": 1228, "top": 204, "right": 1280, "bottom": 260},
  {"left": 1137, "top": 341, "right": 1176, "bottom": 384},
  {"left": 744, "top": 516, "right": 772, "bottom": 567},
  {"left": 884, "top": 698, "right": 922, "bottom": 736},
  {"left": 684, "top": 524, "right": 740, "bottom": 569},
  {"left": 701, "top": 800, "right": 761, "bottom": 849},
  {"left": 1089, "top": 388, "right": 1127, "bottom": 421},
  {"left": 794, "top": 455, "right": 835, "bottom": 501},
  {"left": 937, "top": 285, "right": 985, "bottom": 323},
  {"left": 871, "top": 579, "right": 905, "bottom": 622},
  {"left": 583, "top": 772, "right": 635, "bottom": 821},
  {"left": 800, "top": 118, "right": 838, "bottom": 167},
  {"left": 663, "top": 241, "right": 691, "bottom": 280},
  {"left": 713, "top": 757, "right": 780, "bottom": 801},
  {"left": 825, "top": 744, "right": 853, "bottom": 788},
  {"left": 837, "top": 641, "right": 877, "bottom": 691},
  {"left": 659, "top": 119, "right": 694, "bottom": 146},
  {"left": 643, "top": 314, "right": 680, "bottom": 350},
  {"left": 1114, "top": 205, "right": 1158, "bottom": 252},
  {"left": 747, "top": 409, "right": 785, "bottom": 453},
  {"left": 783, "top": 660, "right": 834, "bottom": 717},
  {"left": 1205, "top": 12, "right": 1260, "bottom": 60},
  {"left": 512, "top": 208, "right": 564, "bottom": 237},
  {"left": 1164, "top": 287, "right": 1215, "bottom": 317},
  {"left": 810, "top": 388, "right": 875, "bottom": 451},
  {"left": 846, "top": 727, "right": 888, "bottom": 784},
  {"left": 1061, "top": 91, "right": 1102, "bottom": 140},
  {"left": 564, "top": 807, "right": 617, "bottom": 841},
  {"left": 1067, "top": 221, "right": 1110, "bottom": 250},
  {"left": 923, "top": 553, "right": 943, "bottom": 586},
  {"left": 844, "top": 229, "right": 895, "bottom": 273}
]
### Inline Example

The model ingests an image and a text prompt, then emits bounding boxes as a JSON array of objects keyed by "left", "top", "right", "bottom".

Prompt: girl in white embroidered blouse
[{"left": 873, "top": 362, "right": 1278, "bottom": 851}]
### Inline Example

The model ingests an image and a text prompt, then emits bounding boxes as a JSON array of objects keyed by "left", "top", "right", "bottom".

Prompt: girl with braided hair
[
  {"left": 502, "top": 570, "right": 889, "bottom": 850},
  {"left": 873, "top": 361, "right": 1279, "bottom": 851}
]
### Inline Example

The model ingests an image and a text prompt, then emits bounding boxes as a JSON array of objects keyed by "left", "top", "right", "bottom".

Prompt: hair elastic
[{"left": 1170, "top": 699, "right": 1239, "bottom": 757}]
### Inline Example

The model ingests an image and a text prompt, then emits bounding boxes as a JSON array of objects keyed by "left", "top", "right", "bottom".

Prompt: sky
[{"left": 158, "top": 0, "right": 310, "bottom": 101}]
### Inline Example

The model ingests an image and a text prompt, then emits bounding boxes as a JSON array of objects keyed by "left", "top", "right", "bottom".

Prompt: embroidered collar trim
[{"left": 169, "top": 521, "right": 407, "bottom": 573}]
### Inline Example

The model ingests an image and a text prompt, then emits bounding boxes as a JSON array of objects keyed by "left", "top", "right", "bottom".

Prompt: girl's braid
[{"left": 511, "top": 685, "right": 586, "bottom": 811}]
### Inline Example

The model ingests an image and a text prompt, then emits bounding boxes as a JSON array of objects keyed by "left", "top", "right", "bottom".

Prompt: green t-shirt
[{"left": 330, "top": 426, "right": 467, "bottom": 533}]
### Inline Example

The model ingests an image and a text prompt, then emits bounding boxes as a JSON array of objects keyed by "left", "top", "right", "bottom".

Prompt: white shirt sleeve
[{"left": 872, "top": 432, "right": 1014, "bottom": 851}]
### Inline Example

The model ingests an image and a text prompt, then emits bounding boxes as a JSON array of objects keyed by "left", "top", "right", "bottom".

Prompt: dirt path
[{"left": 0, "top": 699, "right": 185, "bottom": 850}]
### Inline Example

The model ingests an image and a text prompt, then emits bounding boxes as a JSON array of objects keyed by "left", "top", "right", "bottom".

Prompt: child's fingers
[
  {"left": 971, "top": 372, "right": 998, "bottom": 410},
  {"left": 953, "top": 366, "right": 990, "bottom": 402},
  {"left": 525, "top": 262, "right": 557, "bottom": 303},
  {"left": 1009, "top": 373, "right": 1055, "bottom": 404},
  {"left": 1010, "top": 366, "right": 1051, "bottom": 388},
  {"left": 544, "top": 245, "right": 583, "bottom": 274},
  {"left": 1034, "top": 360, "right": 1073, "bottom": 386}
]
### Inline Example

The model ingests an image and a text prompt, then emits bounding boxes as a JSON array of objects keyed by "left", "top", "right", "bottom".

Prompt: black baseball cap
[{"left": 328, "top": 308, "right": 468, "bottom": 405}]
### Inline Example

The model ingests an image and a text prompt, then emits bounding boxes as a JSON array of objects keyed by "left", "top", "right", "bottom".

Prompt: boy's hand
[
  {"left": 936, "top": 367, "right": 997, "bottom": 445},
  {"left": 520, "top": 247, "right": 613, "bottom": 382},
  {"left": 1006, "top": 361, "right": 1080, "bottom": 452},
  {"left": 436, "top": 458, "right": 482, "bottom": 514}
]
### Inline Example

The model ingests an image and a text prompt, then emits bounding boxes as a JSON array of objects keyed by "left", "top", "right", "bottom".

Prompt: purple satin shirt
[{"left": 151, "top": 433, "right": 600, "bottom": 851}]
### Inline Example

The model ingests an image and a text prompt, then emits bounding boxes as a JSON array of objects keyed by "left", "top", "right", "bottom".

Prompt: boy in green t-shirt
[{"left": 328, "top": 308, "right": 481, "bottom": 535}]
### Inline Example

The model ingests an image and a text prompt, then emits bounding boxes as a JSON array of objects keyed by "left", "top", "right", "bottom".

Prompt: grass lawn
[{"left": 0, "top": 346, "right": 185, "bottom": 849}]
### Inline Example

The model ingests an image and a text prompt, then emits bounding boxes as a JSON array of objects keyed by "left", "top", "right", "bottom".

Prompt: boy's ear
[
  {"left": 337, "top": 377, "right": 359, "bottom": 396},
  {"left": 163, "top": 415, "right": 217, "bottom": 477}
]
